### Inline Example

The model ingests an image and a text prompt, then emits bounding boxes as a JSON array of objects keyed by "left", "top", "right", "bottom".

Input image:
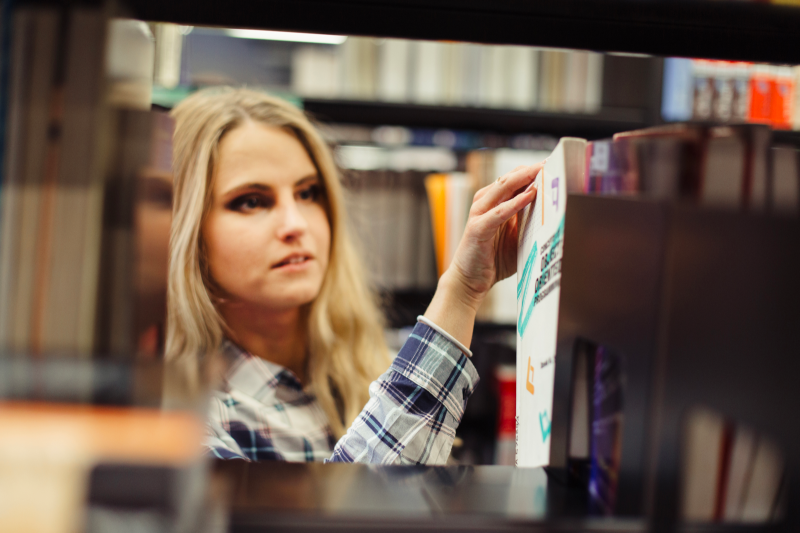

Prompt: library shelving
[
  {"left": 303, "top": 99, "right": 653, "bottom": 140},
  {"left": 3, "top": 1, "right": 800, "bottom": 532},
  {"left": 125, "top": 0, "right": 800, "bottom": 63}
]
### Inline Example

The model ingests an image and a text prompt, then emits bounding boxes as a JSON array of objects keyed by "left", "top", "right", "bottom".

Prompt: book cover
[{"left": 516, "top": 137, "right": 586, "bottom": 467}]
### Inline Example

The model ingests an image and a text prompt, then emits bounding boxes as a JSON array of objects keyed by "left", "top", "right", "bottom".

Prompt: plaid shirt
[{"left": 205, "top": 322, "right": 479, "bottom": 464}]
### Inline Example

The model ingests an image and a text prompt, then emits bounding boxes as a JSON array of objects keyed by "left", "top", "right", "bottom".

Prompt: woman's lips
[{"left": 272, "top": 255, "right": 313, "bottom": 271}]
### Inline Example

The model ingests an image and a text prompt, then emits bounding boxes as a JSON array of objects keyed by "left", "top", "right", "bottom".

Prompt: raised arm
[{"left": 329, "top": 164, "right": 542, "bottom": 464}]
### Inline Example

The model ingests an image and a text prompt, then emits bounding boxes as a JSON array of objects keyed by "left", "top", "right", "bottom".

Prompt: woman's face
[{"left": 202, "top": 120, "right": 331, "bottom": 313}]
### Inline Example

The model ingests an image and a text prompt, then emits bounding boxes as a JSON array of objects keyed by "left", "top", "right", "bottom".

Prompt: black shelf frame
[
  {"left": 304, "top": 99, "right": 651, "bottom": 140},
  {"left": 125, "top": 0, "right": 800, "bottom": 63}
]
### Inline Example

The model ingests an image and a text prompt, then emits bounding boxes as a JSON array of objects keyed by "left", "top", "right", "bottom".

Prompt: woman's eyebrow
[
  {"left": 294, "top": 175, "right": 320, "bottom": 187},
  {"left": 223, "top": 182, "right": 272, "bottom": 196}
]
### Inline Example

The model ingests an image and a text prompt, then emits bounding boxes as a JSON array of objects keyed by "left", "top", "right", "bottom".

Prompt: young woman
[{"left": 167, "top": 87, "right": 540, "bottom": 463}]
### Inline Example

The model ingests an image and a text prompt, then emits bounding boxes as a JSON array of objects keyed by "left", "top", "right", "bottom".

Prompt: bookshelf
[
  {"left": 3, "top": 1, "right": 799, "bottom": 531},
  {"left": 125, "top": 0, "right": 800, "bottom": 63},
  {"left": 304, "top": 99, "right": 652, "bottom": 140}
]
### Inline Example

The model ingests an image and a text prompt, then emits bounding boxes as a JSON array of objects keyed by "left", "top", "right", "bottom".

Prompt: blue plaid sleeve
[{"left": 328, "top": 322, "right": 479, "bottom": 465}]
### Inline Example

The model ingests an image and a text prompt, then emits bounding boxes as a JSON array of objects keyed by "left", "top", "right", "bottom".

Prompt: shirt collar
[{"left": 220, "top": 340, "right": 306, "bottom": 403}]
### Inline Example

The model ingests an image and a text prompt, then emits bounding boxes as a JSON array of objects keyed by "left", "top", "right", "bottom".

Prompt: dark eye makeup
[
  {"left": 297, "top": 183, "right": 323, "bottom": 202},
  {"left": 226, "top": 193, "right": 274, "bottom": 212},
  {"left": 224, "top": 180, "right": 324, "bottom": 213}
]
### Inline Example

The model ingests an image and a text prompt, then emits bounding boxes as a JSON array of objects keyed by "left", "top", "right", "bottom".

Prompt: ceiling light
[{"left": 222, "top": 29, "right": 347, "bottom": 45}]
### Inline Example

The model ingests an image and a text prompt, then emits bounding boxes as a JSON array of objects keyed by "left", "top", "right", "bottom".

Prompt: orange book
[
  {"left": 424, "top": 174, "right": 448, "bottom": 277},
  {"left": 0, "top": 402, "right": 204, "bottom": 464}
]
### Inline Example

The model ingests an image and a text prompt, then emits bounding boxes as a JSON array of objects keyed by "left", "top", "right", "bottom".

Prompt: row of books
[
  {"left": 584, "top": 123, "right": 799, "bottom": 215},
  {"left": 0, "top": 8, "right": 172, "bottom": 358},
  {"left": 682, "top": 408, "right": 786, "bottom": 523},
  {"left": 338, "top": 122, "right": 799, "bottom": 313},
  {"left": 326, "top": 123, "right": 559, "bottom": 152},
  {"left": 564, "top": 342, "right": 785, "bottom": 522},
  {"left": 292, "top": 38, "right": 604, "bottom": 113},
  {"left": 662, "top": 58, "right": 800, "bottom": 130}
]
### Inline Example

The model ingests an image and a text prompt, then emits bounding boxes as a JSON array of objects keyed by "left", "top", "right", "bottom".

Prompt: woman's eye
[
  {"left": 228, "top": 194, "right": 272, "bottom": 212},
  {"left": 298, "top": 184, "right": 322, "bottom": 202}
]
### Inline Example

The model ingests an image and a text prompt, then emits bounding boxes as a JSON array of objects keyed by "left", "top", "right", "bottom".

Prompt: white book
[
  {"left": 441, "top": 42, "right": 465, "bottom": 106},
  {"left": 538, "top": 50, "right": 558, "bottom": 111},
  {"left": 461, "top": 43, "right": 483, "bottom": 107},
  {"left": 680, "top": 408, "right": 725, "bottom": 522},
  {"left": 292, "top": 46, "right": 340, "bottom": 99},
  {"left": 516, "top": 138, "right": 586, "bottom": 467},
  {"left": 377, "top": 39, "right": 410, "bottom": 102},
  {"left": 340, "top": 37, "right": 377, "bottom": 100},
  {"left": 481, "top": 46, "right": 507, "bottom": 108},
  {"left": 411, "top": 40, "right": 444, "bottom": 104},
  {"left": 585, "top": 52, "right": 604, "bottom": 113},
  {"left": 445, "top": 173, "right": 471, "bottom": 269},
  {"left": 564, "top": 51, "right": 588, "bottom": 113},
  {"left": 740, "top": 438, "right": 784, "bottom": 523},
  {"left": 506, "top": 46, "right": 537, "bottom": 110}
]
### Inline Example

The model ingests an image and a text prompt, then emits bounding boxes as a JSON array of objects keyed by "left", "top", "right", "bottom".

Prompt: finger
[
  {"left": 471, "top": 162, "right": 544, "bottom": 217},
  {"left": 472, "top": 182, "right": 493, "bottom": 204},
  {"left": 472, "top": 165, "right": 538, "bottom": 206},
  {"left": 474, "top": 184, "right": 537, "bottom": 238}
]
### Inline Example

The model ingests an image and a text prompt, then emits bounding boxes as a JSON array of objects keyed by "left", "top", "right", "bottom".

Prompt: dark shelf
[
  {"left": 125, "top": 0, "right": 800, "bottom": 63},
  {"left": 304, "top": 99, "right": 649, "bottom": 140},
  {"left": 773, "top": 129, "right": 800, "bottom": 147}
]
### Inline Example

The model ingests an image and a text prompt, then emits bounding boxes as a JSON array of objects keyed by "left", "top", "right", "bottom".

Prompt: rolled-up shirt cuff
[{"left": 390, "top": 322, "right": 480, "bottom": 423}]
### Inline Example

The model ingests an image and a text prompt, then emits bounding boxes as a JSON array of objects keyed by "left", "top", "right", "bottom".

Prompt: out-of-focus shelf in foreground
[{"left": 125, "top": 0, "right": 800, "bottom": 63}]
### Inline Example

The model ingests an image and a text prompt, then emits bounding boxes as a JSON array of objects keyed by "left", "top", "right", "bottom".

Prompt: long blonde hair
[{"left": 167, "top": 87, "right": 390, "bottom": 437}]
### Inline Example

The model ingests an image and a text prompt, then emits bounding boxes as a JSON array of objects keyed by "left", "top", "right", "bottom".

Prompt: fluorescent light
[{"left": 222, "top": 29, "right": 347, "bottom": 44}]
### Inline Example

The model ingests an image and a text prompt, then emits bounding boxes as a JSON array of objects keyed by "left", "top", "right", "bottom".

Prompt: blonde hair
[{"left": 167, "top": 87, "right": 390, "bottom": 437}]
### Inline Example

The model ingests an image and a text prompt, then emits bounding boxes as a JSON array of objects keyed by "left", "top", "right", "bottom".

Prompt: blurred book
[
  {"left": 588, "top": 345, "right": 624, "bottom": 516},
  {"left": 494, "top": 364, "right": 516, "bottom": 466},
  {"left": 662, "top": 58, "right": 799, "bottom": 130},
  {"left": 0, "top": 7, "right": 174, "bottom": 361},
  {"left": 338, "top": 145, "right": 451, "bottom": 290},
  {"left": 681, "top": 408, "right": 786, "bottom": 524},
  {"left": 0, "top": 402, "right": 207, "bottom": 533},
  {"left": 291, "top": 40, "right": 603, "bottom": 113}
]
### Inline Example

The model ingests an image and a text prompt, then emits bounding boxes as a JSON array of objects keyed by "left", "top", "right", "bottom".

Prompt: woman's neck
[{"left": 218, "top": 303, "right": 308, "bottom": 384}]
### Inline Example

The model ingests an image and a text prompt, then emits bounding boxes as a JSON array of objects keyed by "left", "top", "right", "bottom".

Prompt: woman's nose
[{"left": 275, "top": 198, "right": 309, "bottom": 241}]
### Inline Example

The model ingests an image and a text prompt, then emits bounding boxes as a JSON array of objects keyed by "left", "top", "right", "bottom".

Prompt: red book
[
  {"left": 749, "top": 65, "right": 774, "bottom": 124},
  {"left": 771, "top": 67, "right": 795, "bottom": 130}
]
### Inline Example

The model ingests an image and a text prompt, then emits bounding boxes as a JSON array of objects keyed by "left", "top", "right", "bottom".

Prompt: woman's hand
[{"left": 423, "top": 163, "right": 542, "bottom": 348}]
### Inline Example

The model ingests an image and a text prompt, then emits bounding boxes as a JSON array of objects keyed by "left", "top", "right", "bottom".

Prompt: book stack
[
  {"left": 292, "top": 38, "right": 604, "bottom": 113},
  {"left": 0, "top": 8, "right": 175, "bottom": 360},
  {"left": 583, "top": 123, "right": 799, "bottom": 214},
  {"left": 662, "top": 58, "right": 800, "bottom": 130}
]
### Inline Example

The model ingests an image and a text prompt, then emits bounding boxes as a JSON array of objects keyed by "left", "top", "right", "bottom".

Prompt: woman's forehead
[{"left": 214, "top": 121, "right": 317, "bottom": 191}]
